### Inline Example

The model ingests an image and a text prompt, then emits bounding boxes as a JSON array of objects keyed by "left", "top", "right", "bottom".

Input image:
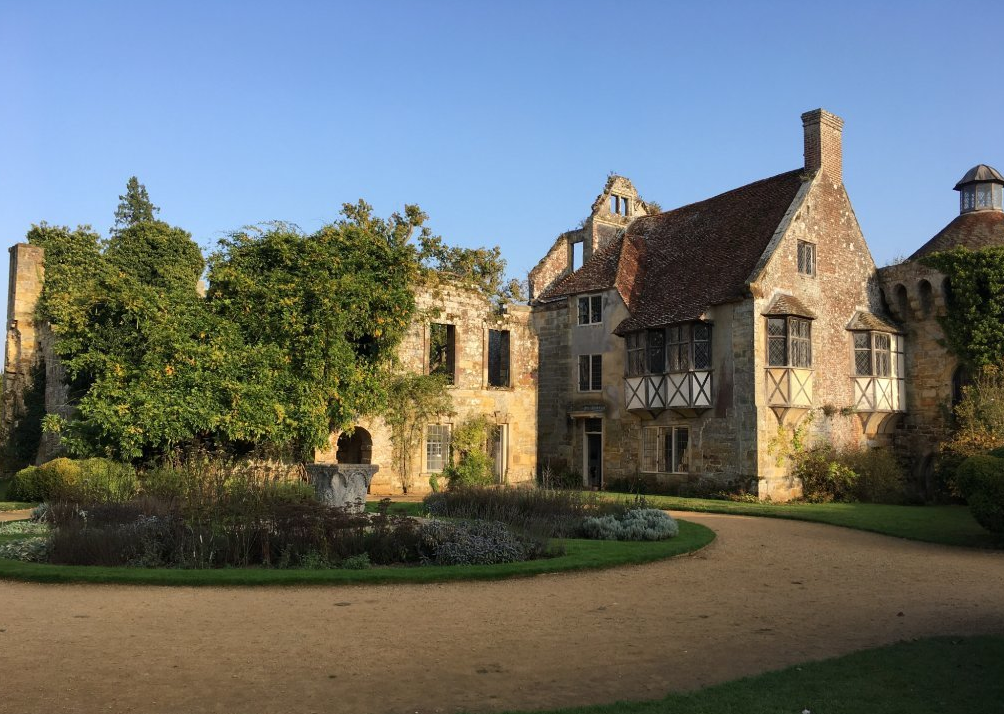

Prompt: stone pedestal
[{"left": 306, "top": 464, "right": 379, "bottom": 512}]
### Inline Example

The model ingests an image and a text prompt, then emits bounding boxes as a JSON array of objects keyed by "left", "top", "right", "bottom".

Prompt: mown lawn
[
  {"left": 611, "top": 494, "right": 1004, "bottom": 549},
  {"left": 491, "top": 636, "right": 1004, "bottom": 714},
  {"left": 0, "top": 518, "right": 713, "bottom": 586}
]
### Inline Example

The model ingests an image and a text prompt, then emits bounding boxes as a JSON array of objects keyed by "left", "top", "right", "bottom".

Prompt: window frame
[
  {"left": 487, "top": 328, "right": 511, "bottom": 388},
  {"left": 641, "top": 425, "right": 690, "bottom": 474},
  {"left": 767, "top": 316, "right": 813, "bottom": 368},
  {"left": 852, "top": 331, "right": 894, "bottom": 378},
  {"left": 578, "top": 354, "right": 603, "bottom": 392},
  {"left": 625, "top": 323, "right": 713, "bottom": 377},
  {"left": 577, "top": 295, "right": 603, "bottom": 326},
  {"left": 797, "top": 240, "right": 816, "bottom": 277},
  {"left": 425, "top": 424, "right": 452, "bottom": 473}
]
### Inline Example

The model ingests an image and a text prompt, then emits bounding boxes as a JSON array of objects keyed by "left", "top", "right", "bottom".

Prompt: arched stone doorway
[{"left": 336, "top": 427, "right": 373, "bottom": 465}]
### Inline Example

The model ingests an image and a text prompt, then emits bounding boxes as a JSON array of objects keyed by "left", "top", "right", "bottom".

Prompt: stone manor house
[{"left": 4, "top": 108, "right": 1002, "bottom": 498}]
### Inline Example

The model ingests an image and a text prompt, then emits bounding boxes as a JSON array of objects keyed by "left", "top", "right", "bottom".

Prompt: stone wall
[
  {"left": 2, "top": 244, "right": 45, "bottom": 457},
  {"left": 878, "top": 261, "right": 955, "bottom": 491},
  {"left": 318, "top": 282, "right": 539, "bottom": 495},
  {"left": 751, "top": 171, "right": 885, "bottom": 498}
]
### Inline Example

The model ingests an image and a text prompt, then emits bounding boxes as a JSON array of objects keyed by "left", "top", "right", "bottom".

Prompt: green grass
[
  {"left": 490, "top": 635, "right": 1004, "bottom": 714},
  {"left": 0, "top": 518, "right": 713, "bottom": 586},
  {"left": 364, "top": 499, "right": 426, "bottom": 516},
  {"left": 612, "top": 494, "right": 1004, "bottom": 549}
]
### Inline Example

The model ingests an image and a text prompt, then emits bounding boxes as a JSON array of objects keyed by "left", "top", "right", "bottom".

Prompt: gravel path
[{"left": 1, "top": 512, "right": 1003, "bottom": 714}]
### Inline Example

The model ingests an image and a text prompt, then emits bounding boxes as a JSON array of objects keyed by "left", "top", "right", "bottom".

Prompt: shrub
[
  {"left": 580, "top": 509, "right": 679, "bottom": 541},
  {"left": 418, "top": 519, "right": 551, "bottom": 566},
  {"left": 793, "top": 445, "right": 858, "bottom": 502},
  {"left": 538, "top": 463, "right": 582, "bottom": 490},
  {"left": 443, "top": 416, "right": 496, "bottom": 489},
  {"left": 0, "top": 537, "right": 50, "bottom": 562},
  {"left": 956, "top": 455, "right": 1004, "bottom": 533},
  {"left": 0, "top": 520, "right": 49, "bottom": 536},
  {"left": 840, "top": 448, "right": 906, "bottom": 504},
  {"left": 9, "top": 458, "right": 137, "bottom": 503}
]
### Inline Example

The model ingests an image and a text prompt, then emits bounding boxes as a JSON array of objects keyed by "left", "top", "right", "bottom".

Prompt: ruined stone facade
[{"left": 314, "top": 283, "right": 539, "bottom": 494}]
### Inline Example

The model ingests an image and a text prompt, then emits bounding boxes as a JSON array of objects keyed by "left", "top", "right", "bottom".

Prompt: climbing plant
[
  {"left": 382, "top": 373, "right": 454, "bottom": 493},
  {"left": 443, "top": 415, "right": 498, "bottom": 489},
  {"left": 921, "top": 246, "right": 1004, "bottom": 368}
]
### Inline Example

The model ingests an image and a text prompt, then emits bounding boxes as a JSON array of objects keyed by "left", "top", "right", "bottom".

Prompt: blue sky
[{"left": 2, "top": 0, "right": 1002, "bottom": 321}]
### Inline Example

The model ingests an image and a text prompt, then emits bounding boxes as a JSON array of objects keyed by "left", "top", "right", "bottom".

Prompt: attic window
[{"left": 797, "top": 241, "right": 816, "bottom": 276}]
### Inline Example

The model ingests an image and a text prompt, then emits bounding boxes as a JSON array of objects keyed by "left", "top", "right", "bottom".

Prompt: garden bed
[{"left": 0, "top": 519, "right": 713, "bottom": 585}]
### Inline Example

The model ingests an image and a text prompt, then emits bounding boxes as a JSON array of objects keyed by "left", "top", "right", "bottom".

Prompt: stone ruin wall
[{"left": 317, "top": 283, "right": 539, "bottom": 494}]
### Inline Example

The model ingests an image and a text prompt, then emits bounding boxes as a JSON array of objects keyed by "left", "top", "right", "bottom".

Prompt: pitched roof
[
  {"left": 908, "top": 211, "right": 1004, "bottom": 260},
  {"left": 613, "top": 169, "right": 806, "bottom": 334},
  {"left": 763, "top": 293, "right": 816, "bottom": 319},
  {"left": 537, "top": 235, "right": 625, "bottom": 301},
  {"left": 846, "top": 310, "right": 902, "bottom": 333}
]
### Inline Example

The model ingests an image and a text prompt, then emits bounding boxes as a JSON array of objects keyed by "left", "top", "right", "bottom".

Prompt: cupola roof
[{"left": 954, "top": 164, "right": 1004, "bottom": 191}]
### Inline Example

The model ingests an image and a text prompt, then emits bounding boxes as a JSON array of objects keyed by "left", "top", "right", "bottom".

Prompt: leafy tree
[
  {"left": 921, "top": 247, "right": 1004, "bottom": 368},
  {"left": 206, "top": 201, "right": 425, "bottom": 456},
  {"left": 112, "top": 176, "right": 159, "bottom": 231}
]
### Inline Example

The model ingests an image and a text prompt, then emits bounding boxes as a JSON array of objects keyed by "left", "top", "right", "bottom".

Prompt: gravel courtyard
[{"left": 2, "top": 511, "right": 1003, "bottom": 714}]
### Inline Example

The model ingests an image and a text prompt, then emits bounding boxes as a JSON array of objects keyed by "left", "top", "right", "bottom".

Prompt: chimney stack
[{"left": 801, "top": 109, "right": 844, "bottom": 183}]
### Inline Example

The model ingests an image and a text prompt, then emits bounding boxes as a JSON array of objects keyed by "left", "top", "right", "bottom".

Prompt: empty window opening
[
  {"left": 797, "top": 241, "right": 816, "bottom": 276},
  {"left": 641, "top": 426, "right": 690, "bottom": 473},
  {"left": 578, "top": 354, "right": 602, "bottom": 391},
  {"left": 429, "top": 323, "right": 456, "bottom": 384},
  {"left": 425, "top": 424, "right": 451, "bottom": 473},
  {"left": 609, "top": 195, "right": 630, "bottom": 216},
  {"left": 571, "top": 241, "right": 584, "bottom": 271},
  {"left": 577, "top": 295, "right": 603, "bottom": 325},
  {"left": 488, "top": 329, "right": 511, "bottom": 388},
  {"left": 919, "top": 279, "right": 934, "bottom": 317}
]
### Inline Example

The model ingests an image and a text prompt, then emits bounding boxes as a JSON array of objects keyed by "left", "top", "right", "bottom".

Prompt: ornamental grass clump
[
  {"left": 418, "top": 519, "right": 553, "bottom": 566},
  {"left": 580, "top": 509, "right": 679, "bottom": 541}
]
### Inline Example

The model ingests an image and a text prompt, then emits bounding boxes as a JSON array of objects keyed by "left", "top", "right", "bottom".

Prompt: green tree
[
  {"left": 112, "top": 176, "right": 159, "bottom": 231},
  {"left": 206, "top": 201, "right": 425, "bottom": 456}
]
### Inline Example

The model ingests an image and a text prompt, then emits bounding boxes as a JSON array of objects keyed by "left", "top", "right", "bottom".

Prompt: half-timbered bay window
[
  {"left": 848, "top": 318, "right": 905, "bottom": 420},
  {"left": 767, "top": 317, "right": 812, "bottom": 367},
  {"left": 641, "top": 426, "right": 690, "bottom": 473},
  {"left": 624, "top": 323, "right": 713, "bottom": 413}
]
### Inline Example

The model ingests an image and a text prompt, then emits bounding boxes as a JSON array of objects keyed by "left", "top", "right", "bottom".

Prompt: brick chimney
[{"left": 801, "top": 108, "right": 844, "bottom": 183}]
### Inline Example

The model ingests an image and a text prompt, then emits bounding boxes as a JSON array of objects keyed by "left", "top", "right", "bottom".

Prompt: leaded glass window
[
  {"left": 693, "top": 323, "right": 712, "bottom": 369},
  {"left": 853, "top": 332, "right": 892, "bottom": 377},
  {"left": 577, "top": 295, "right": 602, "bottom": 325},
  {"left": 578, "top": 354, "right": 602, "bottom": 391},
  {"left": 667, "top": 324, "right": 690, "bottom": 372},
  {"left": 767, "top": 318, "right": 788, "bottom": 366},
  {"left": 768, "top": 316, "right": 812, "bottom": 367},
  {"left": 641, "top": 426, "right": 690, "bottom": 473},
  {"left": 797, "top": 241, "right": 816, "bottom": 276},
  {"left": 626, "top": 333, "right": 646, "bottom": 377},
  {"left": 647, "top": 329, "right": 665, "bottom": 374}
]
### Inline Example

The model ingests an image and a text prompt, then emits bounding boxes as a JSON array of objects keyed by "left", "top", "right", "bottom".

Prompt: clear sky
[{"left": 2, "top": 0, "right": 1002, "bottom": 321}]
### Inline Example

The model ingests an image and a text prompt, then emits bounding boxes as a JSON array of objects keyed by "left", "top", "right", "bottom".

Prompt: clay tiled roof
[
  {"left": 613, "top": 169, "right": 805, "bottom": 334},
  {"left": 538, "top": 235, "right": 637, "bottom": 304},
  {"left": 908, "top": 211, "right": 1004, "bottom": 260},
  {"left": 763, "top": 293, "right": 816, "bottom": 319},
  {"left": 846, "top": 310, "right": 901, "bottom": 333}
]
